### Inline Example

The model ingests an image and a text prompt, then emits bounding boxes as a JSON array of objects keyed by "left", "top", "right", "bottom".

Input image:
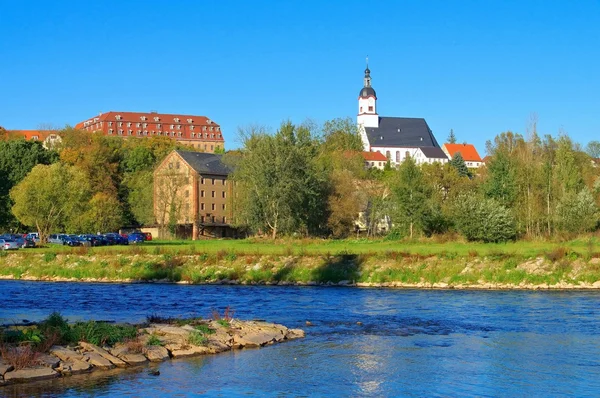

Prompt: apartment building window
[
  {"left": 201, "top": 203, "right": 205, "bottom": 210},
  {"left": 141, "top": 116, "right": 147, "bottom": 121},
  {"left": 203, "top": 126, "right": 207, "bottom": 131},
  {"left": 143, "top": 123, "right": 147, "bottom": 128},
  {"left": 211, "top": 191, "right": 215, "bottom": 198},
  {"left": 201, "top": 190, "right": 205, "bottom": 197},
  {"left": 191, "top": 133, "right": 196, "bottom": 138},
  {"left": 223, "top": 216, "right": 226, "bottom": 223},
  {"left": 118, "top": 122, "right": 123, "bottom": 127},
  {"left": 201, "top": 216, "right": 205, "bottom": 223},
  {"left": 211, "top": 145, "right": 214, "bottom": 151},
  {"left": 211, "top": 133, "right": 214, "bottom": 138},
  {"left": 154, "top": 117, "right": 160, "bottom": 122},
  {"left": 204, "top": 144, "right": 207, "bottom": 150},
  {"left": 201, "top": 178, "right": 205, "bottom": 184},
  {"left": 115, "top": 115, "right": 122, "bottom": 120},
  {"left": 118, "top": 130, "right": 123, "bottom": 135},
  {"left": 211, "top": 179, "right": 215, "bottom": 185},
  {"left": 223, "top": 180, "right": 227, "bottom": 186},
  {"left": 157, "top": 124, "right": 161, "bottom": 129},
  {"left": 190, "top": 125, "right": 195, "bottom": 130},
  {"left": 222, "top": 191, "right": 226, "bottom": 198},
  {"left": 211, "top": 203, "right": 215, "bottom": 211},
  {"left": 174, "top": 118, "right": 180, "bottom": 122},
  {"left": 170, "top": 124, "right": 174, "bottom": 129},
  {"left": 222, "top": 204, "right": 226, "bottom": 210},
  {"left": 211, "top": 216, "right": 215, "bottom": 223},
  {"left": 127, "top": 122, "right": 131, "bottom": 127},
  {"left": 108, "top": 129, "right": 113, "bottom": 134},
  {"left": 176, "top": 125, "right": 181, "bottom": 130},
  {"left": 210, "top": 126, "right": 214, "bottom": 131},
  {"left": 187, "top": 118, "right": 193, "bottom": 123},
  {"left": 177, "top": 132, "right": 182, "bottom": 137}
]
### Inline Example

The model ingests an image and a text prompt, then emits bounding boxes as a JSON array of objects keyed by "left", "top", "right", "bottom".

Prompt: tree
[
  {"left": 447, "top": 129, "right": 457, "bottom": 144},
  {"left": 10, "top": 163, "right": 90, "bottom": 242},
  {"left": 0, "top": 139, "right": 58, "bottom": 230},
  {"left": 585, "top": 140, "right": 600, "bottom": 159},
  {"left": 232, "top": 121, "right": 327, "bottom": 238},
  {"left": 122, "top": 170, "right": 155, "bottom": 226},
  {"left": 555, "top": 187, "right": 599, "bottom": 235},
  {"left": 449, "top": 152, "right": 470, "bottom": 177},
  {"left": 453, "top": 195, "right": 516, "bottom": 242},
  {"left": 484, "top": 151, "right": 517, "bottom": 208},
  {"left": 392, "top": 156, "right": 428, "bottom": 239},
  {"left": 327, "top": 170, "right": 362, "bottom": 237},
  {"left": 81, "top": 192, "right": 124, "bottom": 233}
]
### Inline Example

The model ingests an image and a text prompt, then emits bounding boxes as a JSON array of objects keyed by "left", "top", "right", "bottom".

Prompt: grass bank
[{"left": 1, "top": 238, "right": 600, "bottom": 288}]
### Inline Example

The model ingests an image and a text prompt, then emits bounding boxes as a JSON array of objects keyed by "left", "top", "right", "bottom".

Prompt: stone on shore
[
  {"left": 79, "top": 342, "right": 127, "bottom": 367},
  {"left": 57, "top": 359, "right": 93, "bottom": 375},
  {"left": 83, "top": 352, "right": 114, "bottom": 370},
  {"left": 144, "top": 345, "right": 170, "bottom": 362},
  {"left": 50, "top": 346, "right": 85, "bottom": 362},
  {"left": 170, "top": 345, "right": 211, "bottom": 358},
  {"left": 4, "top": 366, "right": 59, "bottom": 382},
  {"left": 37, "top": 353, "right": 60, "bottom": 369},
  {"left": 118, "top": 353, "right": 148, "bottom": 366}
]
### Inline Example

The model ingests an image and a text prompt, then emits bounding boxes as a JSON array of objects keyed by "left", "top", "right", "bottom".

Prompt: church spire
[{"left": 364, "top": 56, "right": 371, "bottom": 87}]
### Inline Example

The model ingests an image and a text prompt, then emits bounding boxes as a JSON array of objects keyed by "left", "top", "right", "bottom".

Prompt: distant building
[
  {"left": 153, "top": 150, "right": 236, "bottom": 239},
  {"left": 356, "top": 63, "right": 446, "bottom": 166},
  {"left": 442, "top": 143, "right": 483, "bottom": 168},
  {"left": 76, "top": 111, "right": 225, "bottom": 153},
  {"left": 361, "top": 151, "right": 388, "bottom": 169},
  {"left": 11, "top": 130, "right": 62, "bottom": 149}
]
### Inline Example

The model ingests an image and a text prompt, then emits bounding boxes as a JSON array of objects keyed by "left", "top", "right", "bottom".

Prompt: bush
[
  {"left": 43, "top": 252, "right": 57, "bottom": 263},
  {"left": 187, "top": 331, "right": 208, "bottom": 346},
  {"left": 0, "top": 344, "right": 39, "bottom": 370},
  {"left": 453, "top": 195, "right": 516, "bottom": 243},
  {"left": 38, "top": 312, "right": 70, "bottom": 344},
  {"left": 194, "top": 324, "right": 215, "bottom": 335},
  {"left": 146, "top": 335, "right": 163, "bottom": 346},
  {"left": 70, "top": 321, "right": 137, "bottom": 346}
]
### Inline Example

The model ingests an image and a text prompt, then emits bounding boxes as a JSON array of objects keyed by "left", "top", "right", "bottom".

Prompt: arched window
[
  {"left": 386, "top": 150, "right": 391, "bottom": 159},
  {"left": 395, "top": 151, "right": 400, "bottom": 163}
]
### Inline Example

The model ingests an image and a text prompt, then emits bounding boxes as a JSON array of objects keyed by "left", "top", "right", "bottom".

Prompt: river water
[{"left": 1, "top": 281, "right": 600, "bottom": 397}]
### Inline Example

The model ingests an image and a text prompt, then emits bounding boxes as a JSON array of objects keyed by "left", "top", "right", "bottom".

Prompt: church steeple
[{"left": 357, "top": 57, "right": 379, "bottom": 129}]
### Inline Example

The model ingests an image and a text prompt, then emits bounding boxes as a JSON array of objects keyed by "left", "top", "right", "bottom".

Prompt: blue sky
[{"left": 1, "top": 0, "right": 599, "bottom": 153}]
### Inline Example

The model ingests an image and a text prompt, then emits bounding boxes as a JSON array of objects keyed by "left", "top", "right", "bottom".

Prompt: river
[{"left": 1, "top": 281, "right": 600, "bottom": 397}]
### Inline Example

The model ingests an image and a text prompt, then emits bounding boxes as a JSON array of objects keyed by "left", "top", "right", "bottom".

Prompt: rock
[
  {"left": 36, "top": 354, "right": 60, "bottom": 369},
  {"left": 108, "top": 345, "right": 129, "bottom": 358},
  {"left": 145, "top": 325, "right": 192, "bottom": 337},
  {"left": 0, "top": 360, "right": 14, "bottom": 375},
  {"left": 79, "top": 342, "right": 127, "bottom": 367},
  {"left": 50, "top": 346, "right": 85, "bottom": 362},
  {"left": 207, "top": 340, "right": 230, "bottom": 353},
  {"left": 170, "top": 345, "right": 211, "bottom": 358},
  {"left": 286, "top": 329, "right": 305, "bottom": 339},
  {"left": 118, "top": 354, "right": 147, "bottom": 366},
  {"left": 58, "top": 359, "right": 92, "bottom": 375},
  {"left": 144, "top": 346, "right": 170, "bottom": 362},
  {"left": 83, "top": 352, "right": 114, "bottom": 370},
  {"left": 233, "top": 331, "right": 279, "bottom": 347},
  {"left": 356, "top": 322, "right": 363, "bottom": 326},
  {"left": 3, "top": 366, "right": 59, "bottom": 382},
  {"left": 305, "top": 321, "right": 313, "bottom": 326},
  {"left": 593, "top": 280, "right": 600, "bottom": 288},
  {"left": 148, "top": 370, "right": 160, "bottom": 376}
]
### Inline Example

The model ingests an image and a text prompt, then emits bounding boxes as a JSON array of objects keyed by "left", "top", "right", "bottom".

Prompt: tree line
[
  {"left": 1, "top": 121, "right": 599, "bottom": 243},
  {"left": 0, "top": 127, "right": 189, "bottom": 241},
  {"left": 230, "top": 120, "right": 600, "bottom": 241}
]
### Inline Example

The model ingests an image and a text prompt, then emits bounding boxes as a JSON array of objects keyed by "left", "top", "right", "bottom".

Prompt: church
[{"left": 357, "top": 64, "right": 448, "bottom": 166}]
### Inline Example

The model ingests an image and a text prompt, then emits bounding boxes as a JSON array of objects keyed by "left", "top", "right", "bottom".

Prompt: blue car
[{"left": 127, "top": 233, "right": 145, "bottom": 244}]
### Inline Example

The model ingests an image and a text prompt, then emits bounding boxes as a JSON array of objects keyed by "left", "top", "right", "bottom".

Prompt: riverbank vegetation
[{"left": 1, "top": 237, "right": 600, "bottom": 288}]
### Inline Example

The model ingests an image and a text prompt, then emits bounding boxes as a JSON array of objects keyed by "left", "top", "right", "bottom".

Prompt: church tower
[{"left": 357, "top": 60, "right": 379, "bottom": 129}]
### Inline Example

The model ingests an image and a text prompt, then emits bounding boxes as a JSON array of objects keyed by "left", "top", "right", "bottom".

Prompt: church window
[
  {"left": 386, "top": 151, "right": 391, "bottom": 159},
  {"left": 360, "top": 107, "right": 363, "bottom": 113},
  {"left": 395, "top": 151, "right": 400, "bottom": 163},
  {"left": 405, "top": 151, "right": 410, "bottom": 159},
  {"left": 368, "top": 106, "right": 373, "bottom": 112}
]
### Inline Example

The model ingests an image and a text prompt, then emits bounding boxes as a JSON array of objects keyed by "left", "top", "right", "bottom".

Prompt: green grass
[
  {"left": 16, "top": 237, "right": 599, "bottom": 258},
  {"left": 188, "top": 331, "right": 208, "bottom": 346}
]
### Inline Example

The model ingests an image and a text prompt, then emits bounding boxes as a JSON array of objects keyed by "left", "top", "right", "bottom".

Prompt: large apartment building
[{"left": 76, "top": 111, "right": 224, "bottom": 153}]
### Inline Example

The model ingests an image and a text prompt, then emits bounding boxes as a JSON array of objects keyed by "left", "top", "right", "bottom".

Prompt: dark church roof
[
  {"left": 420, "top": 146, "right": 448, "bottom": 159},
  {"left": 176, "top": 151, "right": 232, "bottom": 176},
  {"left": 365, "top": 117, "right": 440, "bottom": 148},
  {"left": 359, "top": 87, "right": 376, "bottom": 98}
]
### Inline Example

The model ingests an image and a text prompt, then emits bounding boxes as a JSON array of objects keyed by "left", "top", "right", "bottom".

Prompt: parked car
[
  {"left": 143, "top": 232, "right": 152, "bottom": 241},
  {"left": 48, "top": 234, "right": 65, "bottom": 245},
  {"left": 0, "top": 234, "right": 26, "bottom": 248},
  {"left": 62, "top": 235, "right": 82, "bottom": 246},
  {"left": 0, "top": 239, "right": 20, "bottom": 250},
  {"left": 25, "top": 233, "right": 40, "bottom": 243},
  {"left": 128, "top": 233, "right": 145, "bottom": 244},
  {"left": 104, "top": 233, "right": 128, "bottom": 245},
  {"left": 22, "top": 238, "right": 36, "bottom": 248}
]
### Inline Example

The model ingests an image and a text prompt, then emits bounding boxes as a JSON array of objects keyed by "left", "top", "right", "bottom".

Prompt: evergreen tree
[
  {"left": 449, "top": 152, "right": 470, "bottom": 177},
  {"left": 447, "top": 129, "right": 457, "bottom": 144}
]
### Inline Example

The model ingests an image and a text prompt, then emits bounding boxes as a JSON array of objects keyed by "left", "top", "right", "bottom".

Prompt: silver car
[{"left": 0, "top": 239, "right": 20, "bottom": 250}]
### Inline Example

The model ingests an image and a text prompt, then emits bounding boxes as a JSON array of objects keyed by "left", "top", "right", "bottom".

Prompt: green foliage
[
  {"left": 453, "top": 195, "right": 517, "bottom": 242},
  {"left": 43, "top": 252, "right": 57, "bottom": 262},
  {"left": 392, "top": 156, "right": 429, "bottom": 238},
  {"left": 449, "top": 152, "right": 470, "bottom": 177},
  {"left": 38, "top": 311, "right": 71, "bottom": 345},
  {"left": 216, "top": 319, "right": 230, "bottom": 328},
  {"left": 447, "top": 129, "right": 457, "bottom": 144},
  {"left": 70, "top": 321, "right": 137, "bottom": 346},
  {"left": 194, "top": 324, "right": 216, "bottom": 335},
  {"left": 485, "top": 150, "right": 517, "bottom": 207},
  {"left": 188, "top": 331, "right": 208, "bottom": 346},
  {"left": 10, "top": 163, "right": 91, "bottom": 241},
  {"left": 146, "top": 334, "right": 163, "bottom": 346},
  {"left": 585, "top": 140, "right": 600, "bottom": 158},
  {"left": 555, "top": 187, "right": 599, "bottom": 234}
]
